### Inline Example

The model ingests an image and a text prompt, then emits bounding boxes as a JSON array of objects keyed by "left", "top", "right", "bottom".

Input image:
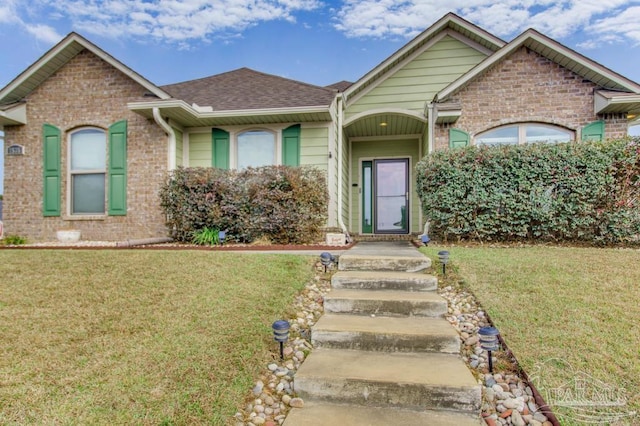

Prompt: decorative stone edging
[
  {"left": 232, "top": 262, "right": 332, "bottom": 426},
  {"left": 439, "top": 282, "right": 558, "bottom": 426}
]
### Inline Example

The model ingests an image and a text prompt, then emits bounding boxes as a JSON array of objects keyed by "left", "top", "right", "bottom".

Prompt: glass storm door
[{"left": 362, "top": 159, "right": 409, "bottom": 234}]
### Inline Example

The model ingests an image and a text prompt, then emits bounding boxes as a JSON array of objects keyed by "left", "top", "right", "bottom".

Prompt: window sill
[{"left": 63, "top": 215, "right": 107, "bottom": 221}]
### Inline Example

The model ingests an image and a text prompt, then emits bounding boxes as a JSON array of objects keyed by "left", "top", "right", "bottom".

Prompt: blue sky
[{"left": 1, "top": 0, "right": 640, "bottom": 194}]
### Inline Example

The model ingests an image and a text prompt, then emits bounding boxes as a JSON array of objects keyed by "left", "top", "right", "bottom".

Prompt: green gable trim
[
  {"left": 108, "top": 120, "right": 128, "bottom": 216},
  {"left": 581, "top": 120, "right": 604, "bottom": 142},
  {"left": 282, "top": 124, "right": 300, "bottom": 166},
  {"left": 449, "top": 128, "right": 470, "bottom": 148},
  {"left": 212, "top": 128, "right": 230, "bottom": 169},
  {"left": 43, "top": 124, "right": 61, "bottom": 217}
]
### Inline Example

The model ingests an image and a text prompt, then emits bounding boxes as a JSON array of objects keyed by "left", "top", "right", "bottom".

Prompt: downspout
[
  {"left": 426, "top": 101, "right": 435, "bottom": 154},
  {"left": 421, "top": 101, "right": 436, "bottom": 239},
  {"left": 336, "top": 95, "right": 351, "bottom": 242},
  {"left": 152, "top": 107, "right": 177, "bottom": 170}
]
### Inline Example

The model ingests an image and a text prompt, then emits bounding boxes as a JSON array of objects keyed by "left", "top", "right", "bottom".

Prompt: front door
[{"left": 362, "top": 159, "right": 409, "bottom": 234}]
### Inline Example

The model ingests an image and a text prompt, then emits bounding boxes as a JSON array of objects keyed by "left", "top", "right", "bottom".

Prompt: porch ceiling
[{"left": 344, "top": 113, "right": 426, "bottom": 138}]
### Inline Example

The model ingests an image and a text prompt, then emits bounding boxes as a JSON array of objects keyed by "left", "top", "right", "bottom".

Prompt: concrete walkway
[{"left": 284, "top": 241, "right": 482, "bottom": 425}]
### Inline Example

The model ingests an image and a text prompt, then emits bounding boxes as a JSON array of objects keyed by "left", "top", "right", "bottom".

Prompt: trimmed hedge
[
  {"left": 416, "top": 138, "right": 640, "bottom": 244},
  {"left": 159, "top": 166, "right": 328, "bottom": 244}
]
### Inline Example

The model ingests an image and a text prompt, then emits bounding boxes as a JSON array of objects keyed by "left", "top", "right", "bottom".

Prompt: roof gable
[
  {"left": 437, "top": 28, "right": 640, "bottom": 102},
  {"left": 343, "top": 13, "right": 506, "bottom": 103},
  {"left": 160, "top": 67, "right": 337, "bottom": 111},
  {"left": 0, "top": 32, "right": 170, "bottom": 106}
]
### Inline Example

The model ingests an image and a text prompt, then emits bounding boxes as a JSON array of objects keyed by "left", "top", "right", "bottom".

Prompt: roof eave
[
  {"left": 0, "top": 102, "right": 27, "bottom": 126},
  {"left": 595, "top": 91, "right": 640, "bottom": 115},
  {"left": 436, "top": 30, "right": 640, "bottom": 102},
  {"left": 128, "top": 100, "right": 332, "bottom": 124},
  {"left": 0, "top": 33, "right": 171, "bottom": 105}
]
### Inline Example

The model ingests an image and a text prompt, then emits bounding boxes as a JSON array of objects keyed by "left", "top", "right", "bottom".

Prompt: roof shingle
[{"left": 161, "top": 68, "right": 336, "bottom": 111}]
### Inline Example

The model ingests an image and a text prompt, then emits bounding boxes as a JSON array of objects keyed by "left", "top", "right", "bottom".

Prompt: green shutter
[
  {"left": 212, "top": 128, "right": 230, "bottom": 169},
  {"left": 282, "top": 124, "right": 300, "bottom": 166},
  {"left": 108, "top": 120, "right": 127, "bottom": 216},
  {"left": 42, "top": 124, "right": 61, "bottom": 217},
  {"left": 449, "top": 128, "right": 470, "bottom": 148},
  {"left": 581, "top": 120, "right": 604, "bottom": 141}
]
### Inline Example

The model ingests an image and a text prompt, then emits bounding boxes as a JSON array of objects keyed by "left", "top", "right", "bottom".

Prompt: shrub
[
  {"left": 160, "top": 166, "right": 328, "bottom": 244},
  {"left": 415, "top": 138, "right": 640, "bottom": 244}
]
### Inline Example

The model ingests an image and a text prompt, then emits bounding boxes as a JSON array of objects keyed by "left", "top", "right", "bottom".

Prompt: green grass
[
  {"left": 423, "top": 245, "right": 640, "bottom": 424},
  {"left": 0, "top": 250, "right": 314, "bottom": 425}
]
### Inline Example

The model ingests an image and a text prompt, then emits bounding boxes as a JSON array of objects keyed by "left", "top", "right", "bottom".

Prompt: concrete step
[
  {"left": 338, "top": 253, "right": 431, "bottom": 272},
  {"left": 332, "top": 270, "right": 437, "bottom": 292},
  {"left": 312, "top": 314, "right": 460, "bottom": 353},
  {"left": 283, "top": 401, "right": 482, "bottom": 425},
  {"left": 294, "top": 349, "right": 480, "bottom": 414},
  {"left": 324, "top": 289, "right": 447, "bottom": 317}
]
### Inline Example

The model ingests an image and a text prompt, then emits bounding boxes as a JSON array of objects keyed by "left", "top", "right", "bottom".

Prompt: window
[
  {"left": 476, "top": 124, "right": 573, "bottom": 146},
  {"left": 70, "top": 128, "right": 106, "bottom": 214},
  {"left": 237, "top": 130, "right": 275, "bottom": 169}
]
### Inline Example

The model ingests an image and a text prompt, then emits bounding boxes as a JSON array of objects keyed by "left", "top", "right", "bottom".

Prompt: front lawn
[
  {"left": 0, "top": 250, "right": 313, "bottom": 425},
  {"left": 423, "top": 245, "right": 640, "bottom": 424}
]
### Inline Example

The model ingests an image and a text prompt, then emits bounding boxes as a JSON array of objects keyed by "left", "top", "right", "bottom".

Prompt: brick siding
[
  {"left": 2, "top": 50, "right": 168, "bottom": 241},
  {"left": 434, "top": 47, "right": 629, "bottom": 149}
]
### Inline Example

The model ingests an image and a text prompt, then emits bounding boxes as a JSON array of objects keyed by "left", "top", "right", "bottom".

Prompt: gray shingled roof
[
  {"left": 325, "top": 81, "right": 353, "bottom": 92},
  {"left": 161, "top": 68, "right": 337, "bottom": 111}
]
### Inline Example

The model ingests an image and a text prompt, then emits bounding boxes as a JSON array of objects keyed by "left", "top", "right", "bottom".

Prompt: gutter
[
  {"left": 152, "top": 107, "right": 177, "bottom": 170},
  {"left": 336, "top": 95, "right": 351, "bottom": 242}
]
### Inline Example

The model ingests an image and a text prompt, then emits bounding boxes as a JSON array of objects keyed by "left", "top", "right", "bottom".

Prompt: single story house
[{"left": 1, "top": 13, "right": 639, "bottom": 242}]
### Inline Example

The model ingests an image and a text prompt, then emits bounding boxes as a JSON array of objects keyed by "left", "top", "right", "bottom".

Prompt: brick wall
[
  {"left": 3, "top": 49, "right": 168, "bottom": 241},
  {"left": 434, "top": 47, "right": 629, "bottom": 149}
]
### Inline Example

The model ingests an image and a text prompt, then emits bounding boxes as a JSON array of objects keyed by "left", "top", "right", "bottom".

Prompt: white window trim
[
  {"left": 66, "top": 127, "right": 107, "bottom": 217},
  {"left": 474, "top": 123, "right": 574, "bottom": 146},
  {"left": 234, "top": 128, "right": 278, "bottom": 169}
]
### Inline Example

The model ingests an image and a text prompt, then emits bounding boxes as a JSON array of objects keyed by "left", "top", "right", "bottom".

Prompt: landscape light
[
  {"left": 272, "top": 320, "right": 290, "bottom": 360},
  {"left": 218, "top": 230, "right": 226, "bottom": 245},
  {"left": 320, "top": 252, "right": 334, "bottom": 273},
  {"left": 478, "top": 326, "right": 500, "bottom": 373},
  {"left": 437, "top": 250, "right": 450, "bottom": 275}
]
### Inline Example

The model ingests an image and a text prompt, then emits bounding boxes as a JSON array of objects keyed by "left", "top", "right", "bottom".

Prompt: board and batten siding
[
  {"left": 346, "top": 36, "right": 487, "bottom": 120},
  {"left": 349, "top": 139, "right": 421, "bottom": 234},
  {"left": 188, "top": 132, "right": 212, "bottom": 167}
]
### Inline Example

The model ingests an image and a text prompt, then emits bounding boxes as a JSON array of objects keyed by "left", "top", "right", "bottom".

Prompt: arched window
[
  {"left": 69, "top": 128, "right": 106, "bottom": 214},
  {"left": 237, "top": 130, "right": 275, "bottom": 169},
  {"left": 476, "top": 123, "right": 573, "bottom": 146}
]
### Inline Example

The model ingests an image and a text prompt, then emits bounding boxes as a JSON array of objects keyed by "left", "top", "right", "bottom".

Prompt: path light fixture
[
  {"left": 421, "top": 234, "right": 430, "bottom": 246},
  {"left": 272, "top": 320, "right": 290, "bottom": 360},
  {"left": 218, "top": 230, "right": 226, "bottom": 245},
  {"left": 478, "top": 326, "right": 500, "bottom": 373},
  {"left": 320, "top": 252, "right": 335, "bottom": 273},
  {"left": 437, "top": 250, "right": 450, "bottom": 275}
]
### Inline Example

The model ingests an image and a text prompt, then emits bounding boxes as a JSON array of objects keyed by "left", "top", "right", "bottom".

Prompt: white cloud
[
  {"left": 333, "top": 0, "right": 640, "bottom": 49},
  {"left": 31, "top": 0, "right": 322, "bottom": 43},
  {"left": 7, "top": 0, "right": 320, "bottom": 46},
  {"left": 589, "top": 6, "right": 640, "bottom": 46},
  {"left": 24, "top": 23, "right": 63, "bottom": 44}
]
